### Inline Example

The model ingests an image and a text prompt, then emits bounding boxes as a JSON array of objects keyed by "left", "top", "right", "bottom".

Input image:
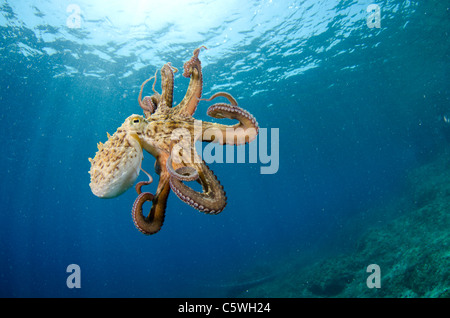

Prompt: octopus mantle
[{"left": 88, "top": 47, "right": 259, "bottom": 235}]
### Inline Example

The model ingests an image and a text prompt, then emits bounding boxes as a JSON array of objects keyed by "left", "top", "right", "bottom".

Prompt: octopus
[{"left": 88, "top": 47, "right": 259, "bottom": 235}]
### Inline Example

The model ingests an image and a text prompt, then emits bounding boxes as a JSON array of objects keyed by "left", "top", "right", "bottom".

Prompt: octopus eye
[{"left": 133, "top": 118, "right": 140, "bottom": 124}]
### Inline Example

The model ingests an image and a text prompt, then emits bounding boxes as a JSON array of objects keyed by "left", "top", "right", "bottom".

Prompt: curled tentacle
[
  {"left": 135, "top": 167, "right": 153, "bottom": 195},
  {"left": 141, "top": 96, "right": 156, "bottom": 117},
  {"left": 200, "top": 93, "right": 259, "bottom": 145},
  {"left": 132, "top": 166, "right": 158, "bottom": 234},
  {"left": 182, "top": 46, "right": 207, "bottom": 78},
  {"left": 169, "top": 161, "right": 227, "bottom": 215},
  {"left": 173, "top": 46, "right": 207, "bottom": 117},
  {"left": 138, "top": 75, "right": 155, "bottom": 111},
  {"left": 131, "top": 158, "right": 170, "bottom": 235},
  {"left": 166, "top": 151, "right": 199, "bottom": 182},
  {"left": 159, "top": 63, "right": 177, "bottom": 110},
  {"left": 132, "top": 192, "right": 156, "bottom": 234},
  {"left": 138, "top": 70, "right": 161, "bottom": 117}
]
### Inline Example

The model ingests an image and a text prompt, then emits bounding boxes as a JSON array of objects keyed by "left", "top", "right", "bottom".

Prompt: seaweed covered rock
[{"left": 242, "top": 149, "right": 450, "bottom": 298}]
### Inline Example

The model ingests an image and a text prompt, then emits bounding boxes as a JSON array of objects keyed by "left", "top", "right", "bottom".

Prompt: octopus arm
[
  {"left": 138, "top": 71, "right": 161, "bottom": 117},
  {"left": 131, "top": 157, "right": 170, "bottom": 235},
  {"left": 200, "top": 92, "right": 259, "bottom": 145},
  {"left": 138, "top": 76, "right": 156, "bottom": 111},
  {"left": 158, "top": 63, "right": 176, "bottom": 111},
  {"left": 173, "top": 46, "right": 206, "bottom": 117},
  {"left": 169, "top": 161, "right": 227, "bottom": 214}
]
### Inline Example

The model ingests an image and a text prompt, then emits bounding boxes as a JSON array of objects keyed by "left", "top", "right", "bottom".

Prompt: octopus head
[{"left": 88, "top": 115, "right": 147, "bottom": 199}]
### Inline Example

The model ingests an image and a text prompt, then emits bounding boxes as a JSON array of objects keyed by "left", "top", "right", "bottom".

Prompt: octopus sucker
[
  {"left": 89, "top": 47, "right": 258, "bottom": 235},
  {"left": 168, "top": 161, "right": 227, "bottom": 214},
  {"left": 202, "top": 99, "right": 259, "bottom": 145},
  {"left": 166, "top": 153, "right": 199, "bottom": 182}
]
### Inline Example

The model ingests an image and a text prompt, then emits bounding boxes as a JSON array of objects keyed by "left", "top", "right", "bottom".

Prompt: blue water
[{"left": 0, "top": 0, "right": 448, "bottom": 297}]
